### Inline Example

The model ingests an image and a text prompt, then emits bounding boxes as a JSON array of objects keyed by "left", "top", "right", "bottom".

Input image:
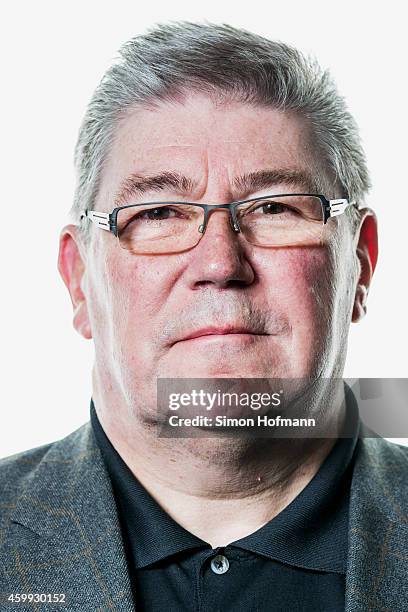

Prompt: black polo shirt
[{"left": 90, "top": 391, "right": 360, "bottom": 612}]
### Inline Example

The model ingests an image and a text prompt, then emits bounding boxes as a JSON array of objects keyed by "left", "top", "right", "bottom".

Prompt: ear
[
  {"left": 57, "top": 224, "right": 92, "bottom": 339},
  {"left": 352, "top": 208, "right": 378, "bottom": 323}
]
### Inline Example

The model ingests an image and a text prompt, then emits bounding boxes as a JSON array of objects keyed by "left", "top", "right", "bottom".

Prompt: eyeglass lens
[{"left": 116, "top": 195, "right": 326, "bottom": 254}]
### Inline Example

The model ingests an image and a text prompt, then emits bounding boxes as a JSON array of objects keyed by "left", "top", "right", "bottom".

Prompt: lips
[{"left": 174, "top": 326, "right": 268, "bottom": 344}]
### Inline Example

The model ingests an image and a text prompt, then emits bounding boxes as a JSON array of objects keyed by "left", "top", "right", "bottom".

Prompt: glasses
[{"left": 80, "top": 194, "right": 356, "bottom": 255}]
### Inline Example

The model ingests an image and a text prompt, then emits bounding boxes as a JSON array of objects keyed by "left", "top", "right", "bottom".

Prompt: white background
[{"left": 1, "top": 1, "right": 407, "bottom": 458}]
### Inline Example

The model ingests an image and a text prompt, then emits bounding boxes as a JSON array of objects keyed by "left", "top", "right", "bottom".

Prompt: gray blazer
[{"left": 0, "top": 421, "right": 407, "bottom": 612}]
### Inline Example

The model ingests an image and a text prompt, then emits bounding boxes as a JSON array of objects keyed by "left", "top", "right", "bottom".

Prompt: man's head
[{"left": 58, "top": 22, "right": 377, "bottom": 425}]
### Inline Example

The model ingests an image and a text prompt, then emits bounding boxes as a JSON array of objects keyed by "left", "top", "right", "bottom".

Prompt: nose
[{"left": 185, "top": 208, "right": 255, "bottom": 289}]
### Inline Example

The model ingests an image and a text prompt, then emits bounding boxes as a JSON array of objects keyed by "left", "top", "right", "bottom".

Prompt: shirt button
[{"left": 210, "top": 554, "right": 230, "bottom": 574}]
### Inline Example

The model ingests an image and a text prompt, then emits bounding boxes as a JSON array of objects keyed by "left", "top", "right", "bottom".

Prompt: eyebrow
[
  {"left": 233, "top": 169, "right": 319, "bottom": 196},
  {"left": 113, "top": 168, "right": 319, "bottom": 206},
  {"left": 114, "top": 172, "right": 196, "bottom": 206}
]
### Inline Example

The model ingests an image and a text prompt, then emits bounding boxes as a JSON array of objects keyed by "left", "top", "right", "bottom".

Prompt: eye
[
  {"left": 243, "top": 200, "right": 298, "bottom": 216},
  {"left": 257, "top": 202, "right": 290, "bottom": 214},
  {"left": 134, "top": 206, "right": 179, "bottom": 221},
  {"left": 121, "top": 206, "right": 185, "bottom": 231}
]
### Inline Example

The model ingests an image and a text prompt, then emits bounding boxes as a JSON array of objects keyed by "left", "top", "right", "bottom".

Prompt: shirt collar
[
  {"left": 90, "top": 383, "right": 360, "bottom": 573},
  {"left": 233, "top": 386, "right": 360, "bottom": 573},
  {"left": 90, "top": 403, "right": 206, "bottom": 568}
]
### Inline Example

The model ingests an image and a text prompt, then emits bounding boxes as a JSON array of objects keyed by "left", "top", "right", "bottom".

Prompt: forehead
[{"left": 97, "top": 94, "right": 319, "bottom": 205}]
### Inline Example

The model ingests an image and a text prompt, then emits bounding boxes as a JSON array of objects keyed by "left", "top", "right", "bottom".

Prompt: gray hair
[{"left": 72, "top": 21, "right": 370, "bottom": 240}]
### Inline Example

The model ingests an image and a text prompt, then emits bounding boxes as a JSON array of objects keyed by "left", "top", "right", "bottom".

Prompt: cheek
[
  {"left": 88, "top": 247, "right": 174, "bottom": 364},
  {"left": 261, "top": 246, "right": 334, "bottom": 317},
  {"left": 259, "top": 246, "right": 335, "bottom": 373},
  {"left": 89, "top": 245, "right": 156, "bottom": 316}
]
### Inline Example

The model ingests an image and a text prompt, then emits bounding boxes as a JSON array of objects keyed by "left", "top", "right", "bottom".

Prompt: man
[{"left": 0, "top": 21, "right": 406, "bottom": 612}]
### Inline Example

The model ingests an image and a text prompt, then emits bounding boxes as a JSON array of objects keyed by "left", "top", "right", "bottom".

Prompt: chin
[{"left": 166, "top": 362, "right": 289, "bottom": 379}]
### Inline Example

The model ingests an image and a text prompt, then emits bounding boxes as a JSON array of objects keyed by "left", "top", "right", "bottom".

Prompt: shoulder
[
  {"left": 352, "top": 436, "right": 408, "bottom": 517},
  {"left": 0, "top": 422, "right": 95, "bottom": 520},
  {"left": 0, "top": 441, "right": 54, "bottom": 491},
  {"left": 357, "top": 435, "right": 408, "bottom": 467}
]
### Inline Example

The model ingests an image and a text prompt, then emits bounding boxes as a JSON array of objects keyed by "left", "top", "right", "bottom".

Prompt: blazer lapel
[
  {"left": 4, "top": 419, "right": 407, "bottom": 611},
  {"left": 345, "top": 436, "right": 408, "bottom": 611},
  {"left": 4, "top": 422, "right": 135, "bottom": 611}
]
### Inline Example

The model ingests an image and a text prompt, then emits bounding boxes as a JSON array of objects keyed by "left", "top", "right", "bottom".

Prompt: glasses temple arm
[
  {"left": 328, "top": 198, "right": 357, "bottom": 218},
  {"left": 80, "top": 210, "right": 111, "bottom": 231}
]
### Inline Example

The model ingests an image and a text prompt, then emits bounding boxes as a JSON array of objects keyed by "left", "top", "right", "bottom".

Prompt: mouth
[{"left": 173, "top": 326, "right": 269, "bottom": 345}]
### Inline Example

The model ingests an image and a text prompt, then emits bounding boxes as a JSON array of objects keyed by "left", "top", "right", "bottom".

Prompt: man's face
[{"left": 60, "top": 94, "right": 371, "bottom": 422}]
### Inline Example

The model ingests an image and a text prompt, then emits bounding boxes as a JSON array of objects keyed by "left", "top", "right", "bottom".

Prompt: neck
[{"left": 92, "top": 372, "right": 345, "bottom": 548}]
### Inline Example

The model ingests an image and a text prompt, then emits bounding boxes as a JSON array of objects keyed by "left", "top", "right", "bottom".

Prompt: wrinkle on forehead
[
  {"left": 97, "top": 96, "right": 328, "bottom": 210},
  {"left": 146, "top": 140, "right": 253, "bottom": 148}
]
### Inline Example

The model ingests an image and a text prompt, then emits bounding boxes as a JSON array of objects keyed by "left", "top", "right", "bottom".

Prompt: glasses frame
[{"left": 80, "top": 193, "right": 356, "bottom": 252}]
